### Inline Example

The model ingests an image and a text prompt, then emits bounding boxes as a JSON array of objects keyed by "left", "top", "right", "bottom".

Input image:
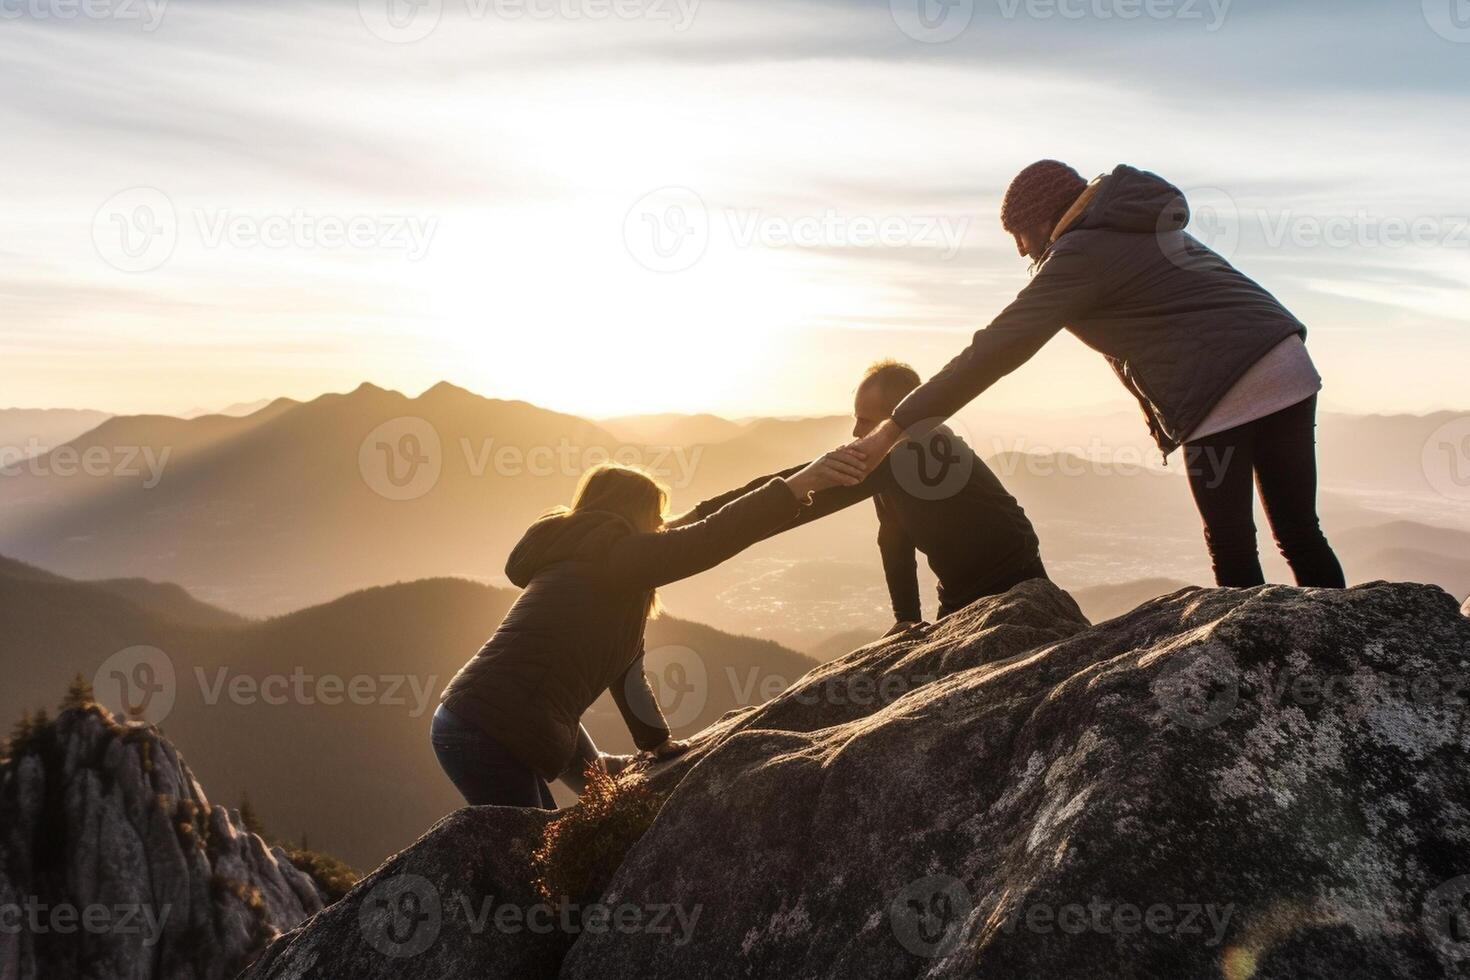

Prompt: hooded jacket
[
  {"left": 892, "top": 165, "right": 1307, "bottom": 457},
  {"left": 439, "top": 478, "right": 800, "bottom": 780}
]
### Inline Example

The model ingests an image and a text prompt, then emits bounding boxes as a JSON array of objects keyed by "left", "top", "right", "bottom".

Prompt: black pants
[
  {"left": 938, "top": 555, "right": 1050, "bottom": 619},
  {"left": 1183, "top": 394, "right": 1345, "bottom": 588}
]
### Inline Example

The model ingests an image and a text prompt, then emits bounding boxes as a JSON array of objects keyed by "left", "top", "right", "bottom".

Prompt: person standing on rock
[
  {"left": 671, "top": 360, "right": 1046, "bottom": 632},
  {"left": 432, "top": 455, "right": 862, "bottom": 808},
  {"left": 843, "top": 161, "right": 1346, "bottom": 589}
]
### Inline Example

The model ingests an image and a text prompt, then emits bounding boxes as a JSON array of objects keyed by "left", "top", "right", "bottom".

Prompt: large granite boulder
[
  {"left": 245, "top": 580, "right": 1470, "bottom": 979},
  {"left": 0, "top": 705, "right": 325, "bottom": 980}
]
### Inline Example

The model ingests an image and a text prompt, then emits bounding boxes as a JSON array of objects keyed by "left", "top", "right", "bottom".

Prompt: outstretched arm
[
  {"left": 605, "top": 453, "right": 862, "bottom": 590},
  {"left": 673, "top": 460, "right": 884, "bottom": 537},
  {"left": 847, "top": 243, "right": 1102, "bottom": 465}
]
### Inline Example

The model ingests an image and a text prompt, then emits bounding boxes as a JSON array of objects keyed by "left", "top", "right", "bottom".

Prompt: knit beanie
[{"left": 1000, "top": 160, "right": 1088, "bottom": 235}]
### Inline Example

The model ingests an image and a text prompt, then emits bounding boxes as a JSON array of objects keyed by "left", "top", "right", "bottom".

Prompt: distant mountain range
[
  {"left": 0, "top": 407, "right": 111, "bottom": 460},
  {"left": 2, "top": 382, "right": 1466, "bottom": 649},
  {"left": 0, "top": 556, "right": 815, "bottom": 868}
]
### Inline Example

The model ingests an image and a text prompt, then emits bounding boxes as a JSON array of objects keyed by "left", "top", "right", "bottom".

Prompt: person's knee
[{"left": 1270, "top": 517, "right": 1329, "bottom": 556}]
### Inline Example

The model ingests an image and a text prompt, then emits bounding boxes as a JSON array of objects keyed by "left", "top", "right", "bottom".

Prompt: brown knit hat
[{"left": 1000, "top": 160, "right": 1087, "bottom": 235}]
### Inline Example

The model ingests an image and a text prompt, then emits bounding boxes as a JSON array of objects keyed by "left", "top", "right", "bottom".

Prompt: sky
[{"left": 3, "top": 0, "right": 1468, "bottom": 420}]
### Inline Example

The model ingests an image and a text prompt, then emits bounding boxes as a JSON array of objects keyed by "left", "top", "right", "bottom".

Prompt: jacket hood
[
  {"left": 1072, "top": 164, "right": 1189, "bottom": 235},
  {"left": 505, "top": 509, "right": 635, "bottom": 588}
]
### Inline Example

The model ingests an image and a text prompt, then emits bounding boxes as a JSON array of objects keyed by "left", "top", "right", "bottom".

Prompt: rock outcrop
[
  {"left": 243, "top": 580, "right": 1470, "bottom": 979},
  {"left": 0, "top": 705, "right": 326, "bottom": 980}
]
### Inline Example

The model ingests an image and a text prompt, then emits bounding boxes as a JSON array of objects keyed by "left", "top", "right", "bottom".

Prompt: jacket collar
[{"left": 1049, "top": 175, "right": 1108, "bottom": 245}]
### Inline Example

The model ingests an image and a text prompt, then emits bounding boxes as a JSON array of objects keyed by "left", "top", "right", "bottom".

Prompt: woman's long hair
[{"left": 550, "top": 463, "right": 670, "bottom": 616}]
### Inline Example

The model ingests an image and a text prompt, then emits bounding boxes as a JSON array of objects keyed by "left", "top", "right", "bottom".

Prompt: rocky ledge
[
  {"left": 0, "top": 705, "right": 325, "bottom": 980},
  {"left": 243, "top": 580, "right": 1470, "bottom": 979}
]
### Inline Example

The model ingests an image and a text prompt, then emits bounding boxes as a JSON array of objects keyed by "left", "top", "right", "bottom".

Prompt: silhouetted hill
[{"left": 0, "top": 562, "right": 815, "bottom": 868}]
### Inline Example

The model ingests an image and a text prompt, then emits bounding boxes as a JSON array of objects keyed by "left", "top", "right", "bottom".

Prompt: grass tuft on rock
[{"left": 531, "top": 767, "right": 665, "bottom": 904}]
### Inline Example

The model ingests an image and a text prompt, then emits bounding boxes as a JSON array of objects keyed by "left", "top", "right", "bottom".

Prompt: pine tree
[
  {"left": 61, "top": 673, "right": 95, "bottom": 712},
  {"left": 239, "top": 793, "right": 266, "bottom": 837},
  {"left": 10, "top": 711, "right": 34, "bottom": 746}
]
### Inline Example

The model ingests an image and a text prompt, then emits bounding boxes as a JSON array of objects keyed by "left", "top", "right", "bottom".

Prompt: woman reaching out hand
[{"left": 431, "top": 451, "right": 863, "bottom": 808}]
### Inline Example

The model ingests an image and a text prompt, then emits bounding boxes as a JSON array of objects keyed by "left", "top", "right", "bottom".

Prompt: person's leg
[
  {"left": 1184, "top": 424, "right": 1265, "bottom": 587},
  {"left": 1250, "top": 395, "right": 1346, "bottom": 588},
  {"left": 936, "top": 554, "right": 1051, "bottom": 619},
  {"left": 430, "top": 705, "right": 554, "bottom": 808}
]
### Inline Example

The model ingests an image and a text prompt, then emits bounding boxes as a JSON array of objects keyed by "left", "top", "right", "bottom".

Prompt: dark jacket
[
  {"left": 690, "top": 427, "right": 1040, "bottom": 622},
  {"left": 892, "top": 165, "right": 1308, "bottom": 457},
  {"left": 440, "top": 478, "right": 800, "bottom": 779}
]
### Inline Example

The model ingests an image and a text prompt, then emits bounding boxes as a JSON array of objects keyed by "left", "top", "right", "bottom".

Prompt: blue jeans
[{"left": 431, "top": 704, "right": 556, "bottom": 809}]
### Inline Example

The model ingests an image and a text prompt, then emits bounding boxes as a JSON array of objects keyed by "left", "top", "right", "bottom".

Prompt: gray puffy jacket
[{"left": 893, "top": 164, "right": 1307, "bottom": 457}]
